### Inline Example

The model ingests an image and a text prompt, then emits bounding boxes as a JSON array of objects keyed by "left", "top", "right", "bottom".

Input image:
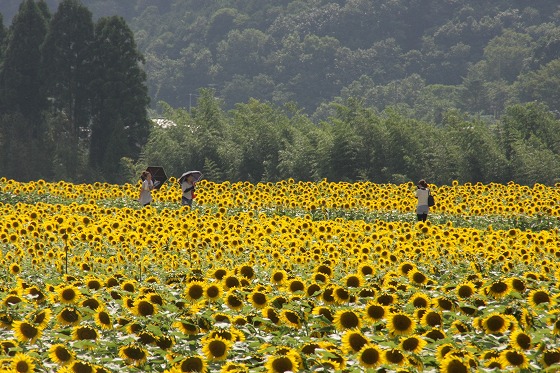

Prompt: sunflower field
[{"left": 1, "top": 177, "right": 560, "bottom": 372}]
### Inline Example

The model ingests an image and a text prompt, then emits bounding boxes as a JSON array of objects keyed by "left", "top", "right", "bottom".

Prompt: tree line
[
  {"left": 144, "top": 90, "right": 560, "bottom": 186},
  {"left": 0, "top": 0, "right": 149, "bottom": 183}
]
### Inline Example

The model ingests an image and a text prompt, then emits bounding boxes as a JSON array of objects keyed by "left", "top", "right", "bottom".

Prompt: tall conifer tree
[
  {"left": 89, "top": 16, "right": 150, "bottom": 181},
  {"left": 0, "top": 0, "right": 49, "bottom": 180},
  {"left": 41, "top": 0, "right": 94, "bottom": 135},
  {"left": 0, "top": 0, "right": 49, "bottom": 125}
]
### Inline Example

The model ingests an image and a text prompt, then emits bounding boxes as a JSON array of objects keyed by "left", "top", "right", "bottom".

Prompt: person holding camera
[
  {"left": 415, "top": 179, "right": 430, "bottom": 222},
  {"left": 139, "top": 171, "right": 154, "bottom": 207}
]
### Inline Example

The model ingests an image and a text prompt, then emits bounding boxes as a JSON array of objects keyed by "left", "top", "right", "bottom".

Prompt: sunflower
[
  {"left": 137, "top": 331, "right": 157, "bottom": 345},
  {"left": 386, "top": 312, "right": 416, "bottom": 336},
  {"left": 409, "top": 292, "right": 430, "bottom": 308},
  {"left": 423, "top": 328, "right": 446, "bottom": 341},
  {"left": 487, "top": 279, "right": 510, "bottom": 298},
  {"left": 71, "top": 325, "right": 98, "bottom": 344},
  {"left": 9, "top": 263, "right": 21, "bottom": 275},
  {"left": 3, "top": 294, "right": 23, "bottom": 307},
  {"left": 156, "top": 334, "right": 175, "bottom": 350},
  {"left": 420, "top": 310, "right": 443, "bottom": 328},
  {"left": 224, "top": 291, "right": 244, "bottom": 311},
  {"left": 270, "top": 269, "right": 288, "bottom": 285},
  {"left": 29, "top": 308, "right": 51, "bottom": 329},
  {"left": 507, "top": 277, "right": 526, "bottom": 293},
  {"left": 333, "top": 286, "right": 352, "bottom": 304},
  {"left": 450, "top": 320, "right": 470, "bottom": 335},
  {"left": 262, "top": 307, "right": 280, "bottom": 325},
  {"left": 376, "top": 292, "right": 397, "bottom": 306},
  {"left": 357, "top": 344, "right": 384, "bottom": 369},
  {"left": 358, "top": 263, "right": 375, "bottom": 277},
  {"left": 436, "top": 295, "right": 456, "bottom": 310},
  {"left": 25, "top": 286, "right": 46, "bottom": 303},
  {"left": 341, "top": 329, "right": 369, "bottom": 354},
  {"left": 286, "top": 279, "right": 306, "bottom": 293},
  {"left": 311, "top": 306, "right": 333, "bottom": 324},
  {"left": 204, "top": 283, "right": 223, "bottom": 302},
  {"left": 220, "top": 362, "right": 248, "bottom": 373},
  {"left": 120, "top": 280, "right": 136, "bottom": 293},
  {"left": 118, "top": 343, "right": 148, "bottom": 366},
  {"left": 202, "top": 336, "right": 232, "bottom": 361},
  {"left": 364, "top": 301, "right": 387, "bottom": 323},
  {"left": 542, "top": 348, "right": 560, "bottom": 368},
  {"left": 333, "top": 309, "right": 361, "bottom": 331},
  {"left": 485, "top": 358, "right": 505, "bottom": 370},
  {"left": 58, "top": 360, "right": 96, "bottom": 373},
  {"left": 439, "top": 355, "right": 470, "bottom": 373},
  {"left": 248, "top": 290, "right": 268, "bottom": 309},
  {"left": 455, "top": 282, "right": 476, "bottom": 299},
  {"left": 173, "top": 318, "right": 200, "bottom": 335},
  {"left": 10, "top": 352, "right": 35, "bottom": 373},
  {"left": 55, "top": 284, "right": 82, "bottom": 305},
  {"left": 408, "top": 270, "right": 429, "bottom": 285},
  {"left": 184, "top": 281, "right": 206, "bottom": 302},
  {"left": 222, "top": 274, "right": 241, "bottom": 290},
  {"left": 342, "top": 274, "right": 364, "bottom": 288},
  {"left": 12, "top": 321, "right": 41, "bottom": 343},
  {"left": 280, "top": 309, "right": 303, "bottom": 329},
  {"left": 481, "top": 312, "right": 511, "bottom": 335},
  {"left": 264, "top": 353, "right": 299, "bottom": 373},
  {"left": 81, "top": 297, "right": 102, "bottom": 311},
  {"left": 205, "top": 327, "right": 245, "bottom": 343},
  {"left": 384, "top": 348, "right": 406, "bottom": 366},
  {"left": 57, "top": 307, "right": 82, "bottom": 326},
  {"left": 85, "top": 277, "right": 102, "bottom": 290},
  {"left": 436, "top": 343, "right": 455, "bottom": 360},
  {"left": 528, "top": 289, "right": 553, "bottom": 307},
  {"left": 499, "top": 349, "right": 529, "bottom": 369},
  {"left": 509, "top": 330, "right": 532, "bottom": 351},
  {"left": 1, "top": 340, "right": 18, "bottom": 356},
  {"left": 399, "top": 261, "right": 416, "bottom": 276},
  {"left": 49, "top": 344, "right": 75, "bottom": 365},
  {"left": 94, "top": 308, "right": 112, "bottom": 330},
  {"left": 399, "top": 335, "right": 427, "bottom": 353},
  {"left": 306, "top": 283, "right": 322, "bottom": 298},
  {"left": 132, "top": 299, "right": 157, "bottom": 317},
  {"left": 175, "top": 355, "right": 207, "bottom": 373}
]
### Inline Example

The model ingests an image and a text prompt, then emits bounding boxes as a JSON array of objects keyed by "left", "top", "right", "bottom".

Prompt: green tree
[
  {"left": 0, "top": 13, "right": 6, "bottom": 58},
  {"left": 482, "top": 30, "right": 533, "bottom": 82},
  {"left": 190, "top": 88, "right": 227, "bottom": 181},
  {"left": 89, "top": 16, "right": 150, "bottom": 182},
  {"left": 498, "top": 103, "right": 560, "bottom": 159},
  {"left": 518, "top": 60, "right": 560, "bottom": 112},
  {"left": 0, "top": 0, "right": 49, "bottom": 124},
  {"left": 445, "top": 117, "right": 509, "bottom": 183},
  {"left": 41, "top": 0, "right": 95, "bottom": 136}
]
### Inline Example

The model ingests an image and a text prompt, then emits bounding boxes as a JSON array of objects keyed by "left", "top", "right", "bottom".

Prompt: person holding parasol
[{"left": 179, "top": 171, "right": 202, "bottom": 207}]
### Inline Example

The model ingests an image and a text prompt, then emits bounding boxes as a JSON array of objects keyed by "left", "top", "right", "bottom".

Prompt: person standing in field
[
  {"left": 181, "top": 174, "right": 196, "bottom": 207},
  {"left": 415, "top": 179, "right": 430, "bottom": 222},
  {"left": 139, "top": 171, "right": 154, "bottom": 207}
]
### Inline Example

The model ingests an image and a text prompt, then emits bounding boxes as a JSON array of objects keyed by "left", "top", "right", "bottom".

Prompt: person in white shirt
[
  {"left": 415, "top": 179, "right": 430, "bottom": 222},
  {"left": 139, "top": 171, "right": 154, "bottom": 206},
  {"left": 181, "top": 174, "right": 196, "bottom": 207}
]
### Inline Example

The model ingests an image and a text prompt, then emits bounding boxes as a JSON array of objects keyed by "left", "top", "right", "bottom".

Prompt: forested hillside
[
  {"left": 1, "top": 1, "right": 559, "bottom": 185},
  {"left": 2, "top": 0, "right": 559, "bottom": 118}
]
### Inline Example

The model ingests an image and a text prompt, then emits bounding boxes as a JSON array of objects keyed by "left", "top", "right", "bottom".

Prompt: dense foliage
[
  {"left": 0, "top": 1, "right": 559, "bottom": 185},
  {"left": 0, "top": 178, "right": 559, "bottom": 372},
  {"left": 144, "top": 94, "right": 560, "bottom": 185},
  {"left": 0, "top": 0, "right": 150, "bottom": 183},
  {"left": 4, "top": 0, "right": 559, "bottom": 117}
]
